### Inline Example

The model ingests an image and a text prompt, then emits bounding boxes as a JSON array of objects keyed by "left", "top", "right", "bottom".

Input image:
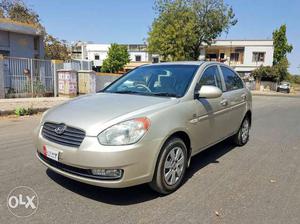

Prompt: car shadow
[{"left": 46, "top": 138, "right": 237, "bottom": 205}]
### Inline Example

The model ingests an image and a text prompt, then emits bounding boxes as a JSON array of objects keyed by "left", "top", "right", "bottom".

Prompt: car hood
[{"left": 42, "top": 93, "right": 178, "bottom": 136}]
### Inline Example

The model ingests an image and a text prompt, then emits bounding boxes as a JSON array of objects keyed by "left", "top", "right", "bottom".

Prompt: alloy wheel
[{"left": 163, "top": 146, "right": 185, "bottom": 186}]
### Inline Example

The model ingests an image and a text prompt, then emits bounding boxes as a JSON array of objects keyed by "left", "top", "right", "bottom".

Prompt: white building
[
  {"left": 71, "top": 43, "right": 159, "bottom": 71},
  {"left": 201, "top": 39, "right": 274, "bottom": 77},
  {"left": 71, "top": 40, "right": 273, "bottom": 74}
]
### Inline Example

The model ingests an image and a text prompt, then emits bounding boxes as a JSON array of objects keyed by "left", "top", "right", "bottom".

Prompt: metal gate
[{"left": 3, "top": 56, "right": 54, "bottom": 98}]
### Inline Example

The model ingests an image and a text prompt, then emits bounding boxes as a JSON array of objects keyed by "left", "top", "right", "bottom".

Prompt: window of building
[
  {"left": 252, "top": 52, "right": 265, "bottom": 62},
  {"left": 95, "top": 55, "right": 100, "bottom": 60},
  {"left": 0, "top": 50, "right": 9, "bottom": 56},
  {"left": 230, "top": 53, "right": 239, "bottom": 62},
  {"left": 199, "top": 66, "right": 223, "bottom": 90},
  {"left": 220, "top": 66, "right": 244, "bottom": 91},
  {"left": 34, "top": 37, "right": 39, "bottom": 51},
  {"left": 206, "top": 54, "right": 217, "bottom": 61},
  {"left": 152, "top": 57, "right": 159, "bottom": 63},
  {"left": 135, "top": 55, "right": 141, "bottom": 62}
]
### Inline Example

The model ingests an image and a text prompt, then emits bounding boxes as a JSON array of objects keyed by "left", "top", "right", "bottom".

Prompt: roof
[
  {"left": 208, "top": 39, "right": 273, "bottom": 47},
  {"left": 143, "top": 61, "right": 205, "bottom": 67},
  {"left": 0, "top": 18, "right": 43, "bottom": 36}
]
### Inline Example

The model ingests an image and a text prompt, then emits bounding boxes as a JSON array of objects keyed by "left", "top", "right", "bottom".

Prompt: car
[
  {"left": 35, "top": 61, "right": 252, "bottom": 194},
  {"left": 277, "top": 82, "right": 291, "bottom": 93}
]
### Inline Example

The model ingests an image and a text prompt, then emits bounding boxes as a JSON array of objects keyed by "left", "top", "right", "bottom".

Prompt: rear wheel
[
  {"left": 149, "top": 137, "right": 188, "bottom": 194},
  {"left": 233, "top": 116, "right": 250, "bottom": 146}
]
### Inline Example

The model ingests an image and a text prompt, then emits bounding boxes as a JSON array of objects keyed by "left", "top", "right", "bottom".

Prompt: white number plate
[{"left": 45, "top": 147, "right": 59, "bottom": 161}]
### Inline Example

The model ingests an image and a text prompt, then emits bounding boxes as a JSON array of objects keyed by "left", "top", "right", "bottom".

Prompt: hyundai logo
[{"left": 54, "top": 124, "right": 67, "bottom": 135}]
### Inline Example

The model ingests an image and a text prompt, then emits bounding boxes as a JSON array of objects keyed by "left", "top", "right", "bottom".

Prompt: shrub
[{"left": 15, "top": 107, "right": 34, "bottom": 116}]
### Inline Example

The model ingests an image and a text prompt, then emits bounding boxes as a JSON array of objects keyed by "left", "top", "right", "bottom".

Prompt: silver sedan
[{"left": 35, "top": 61, "right": 252, "bottom": 194}]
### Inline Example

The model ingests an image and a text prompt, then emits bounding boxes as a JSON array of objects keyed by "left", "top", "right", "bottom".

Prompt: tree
[
  {"left": 148, "top": 1, "right": 197, "bottom": 61},
  {"left": 148, "top": 0, "right": 237, "bottom": 61},
  {"left": 44, "top": 34, "right": 70, "bottom": 60},
  {"left": 273, "top": 58, "right": 289, "bottom": 82},
  {"left": 101, "top": 44, "right": 130, "bottom": 73},
  {"left": 0, "top": 0, "right": 41, "bottom": 25},
  {"left": 273, "top": 24, "right": 293, "bottom": 65}
]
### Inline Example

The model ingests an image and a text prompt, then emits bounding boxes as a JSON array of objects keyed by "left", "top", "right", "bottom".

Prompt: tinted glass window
[
  {"left": 199, "top": 66, "right": 223, "bottom": 90},
  {"left": 221, "top": 66, "right": 244, "bottom": 91},
  {"left": 104, "top": 65, "right": 199, "bottom": 97}
]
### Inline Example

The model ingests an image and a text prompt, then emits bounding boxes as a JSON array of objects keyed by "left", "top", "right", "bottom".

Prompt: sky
[{"left": 24, "top": 0, "right": 300, "bottom": 74}]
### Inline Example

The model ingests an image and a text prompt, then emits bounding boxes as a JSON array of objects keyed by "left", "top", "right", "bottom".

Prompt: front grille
[
  {"left": 38, "top": 152, "right": 122, "bottom": 180},
  {"left": 42, "top": 122, "right": 85, "bottom": 147}
]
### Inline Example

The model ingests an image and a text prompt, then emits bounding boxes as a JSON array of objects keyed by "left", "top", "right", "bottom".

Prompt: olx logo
[{"left": 7, "top": 186, "right": 39, "bottom": 217}]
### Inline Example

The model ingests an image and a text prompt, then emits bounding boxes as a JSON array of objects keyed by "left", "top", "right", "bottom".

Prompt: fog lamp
[{"left": 91, "top": 168, "right": 123, "bottom": 179}]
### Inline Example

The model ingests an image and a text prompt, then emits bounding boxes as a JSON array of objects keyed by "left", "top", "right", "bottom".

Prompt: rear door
[{"left": 220, "top": 66, "right": 247, "bottom": 134}]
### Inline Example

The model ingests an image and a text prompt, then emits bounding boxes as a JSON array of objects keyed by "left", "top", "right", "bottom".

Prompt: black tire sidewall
[
  {"left": 239, "top": 117, "right": 250, "bottom": 145},
  {"left": 154, "top": 138, "right": 188, "bottom": 194}
]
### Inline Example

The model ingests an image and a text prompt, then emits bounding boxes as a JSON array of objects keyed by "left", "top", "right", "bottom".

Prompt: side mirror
[
  {"left": 103, "top": 82, "right": 112, "bottom": 88},
  {"left": 197, "top": 85, "right": 222, "bottom": 99}
]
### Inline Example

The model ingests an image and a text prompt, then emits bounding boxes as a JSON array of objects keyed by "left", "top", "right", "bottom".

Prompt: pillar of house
[{"left": 0, "top": 55, "right": 5, "bottom": 99}]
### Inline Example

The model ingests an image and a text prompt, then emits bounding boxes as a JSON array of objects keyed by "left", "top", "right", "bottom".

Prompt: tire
[
  {"left": 287, "top": 89, "right": 290, "bottom": 94},
  {"left": 233, "top": 116, "right": 250, "bottom": 146},
  {"left": 149, "top": 137, "right": 188, "bottom": 195}
]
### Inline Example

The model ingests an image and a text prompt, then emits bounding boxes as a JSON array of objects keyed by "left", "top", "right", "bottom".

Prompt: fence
[
  {"left": 63, "top": 59, "right": 92, "bottom": 71},
  {"left": 95, "top": 72, "right": 121, "bottom": 91},
  {"left": 3, "top": 56, "right": 55, "bottom": 98},
  {"left": 0, "top": 56, "right": 108, "bottom": 98}
]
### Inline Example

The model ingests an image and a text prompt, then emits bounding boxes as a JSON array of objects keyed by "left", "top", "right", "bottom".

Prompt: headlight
[{"left": 98, "top": 117, "right": 150, "bottom": 145}]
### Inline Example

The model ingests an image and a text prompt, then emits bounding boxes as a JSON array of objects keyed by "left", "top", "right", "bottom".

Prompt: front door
[{"left": 189, "top": 65, "right": 231, "bottom": 153}]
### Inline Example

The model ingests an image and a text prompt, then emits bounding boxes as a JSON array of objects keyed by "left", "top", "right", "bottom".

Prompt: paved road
[{"left": 0, "top": 96, "right": 300, "bottom": 224}]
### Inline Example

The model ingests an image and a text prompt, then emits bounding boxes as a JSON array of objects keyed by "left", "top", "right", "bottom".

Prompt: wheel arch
[
  {"left": 245, "top": 110, "right": 252, "bottom": 127},
  {"left": 157, "top": 130, "right": 192, "bottom": 167}
]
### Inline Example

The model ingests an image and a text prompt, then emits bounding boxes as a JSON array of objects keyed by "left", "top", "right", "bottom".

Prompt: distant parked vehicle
[{"left": 277, "top": 82, "right": 291, "bottom": 93}]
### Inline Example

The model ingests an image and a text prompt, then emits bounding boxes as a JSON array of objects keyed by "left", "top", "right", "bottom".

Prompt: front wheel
[
  {"left": 233, "top": 116, "right": 250, "bottom": 146},
  {"left": 149, "top": 138, "right": 188, "bottom": 194}
]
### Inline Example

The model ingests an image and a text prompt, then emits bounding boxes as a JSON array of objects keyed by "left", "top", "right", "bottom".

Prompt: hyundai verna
[{"left": 35, "top": 62, "right": 252, "bottom": 194}]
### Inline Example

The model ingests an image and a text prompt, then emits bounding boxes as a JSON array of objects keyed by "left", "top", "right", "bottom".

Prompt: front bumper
[{"left": 35, "top": 126, "right": 162, "bottom": 188}]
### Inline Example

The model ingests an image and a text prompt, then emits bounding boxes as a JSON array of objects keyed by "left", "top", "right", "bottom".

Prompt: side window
[
  {"left": 199, "top": 66, "right": 223, "bottom": 90},
  {"left": 221, "top": 66, "right": 244, "bottom": 91}
]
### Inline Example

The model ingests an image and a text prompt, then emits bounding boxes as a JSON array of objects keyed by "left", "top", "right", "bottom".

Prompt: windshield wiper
[
  {"left": 151, "top": 92, "right": 179, "bottom": 97},
  {"left": 109, "top": 91, "right": 179, "bottom": 97},
  {"left": 113, "top": 90, "right": 141, "bottom": 94}
]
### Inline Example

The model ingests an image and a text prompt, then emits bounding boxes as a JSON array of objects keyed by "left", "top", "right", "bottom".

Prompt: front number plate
[{"left": 44, "top": 146, "right": 59, "bottom": 161}]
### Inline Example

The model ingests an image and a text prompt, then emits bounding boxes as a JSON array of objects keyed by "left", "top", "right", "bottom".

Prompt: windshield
[
  {"left": 104, "top": 64, "right": 199, "bottom": 97},
  {"left": 281, "top": 83, "right": 289, "bottom": 86}
]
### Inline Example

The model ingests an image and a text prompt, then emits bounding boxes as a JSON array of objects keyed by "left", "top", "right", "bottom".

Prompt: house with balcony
[
  {"left": 201, "top": 39, "right": 274, "bottom": 79},
  {"left": 0, "top": 18, "right": 44, "bottom": 58},
  {"left": 71, "top": 42, "right": 159, "bottom": 72}
]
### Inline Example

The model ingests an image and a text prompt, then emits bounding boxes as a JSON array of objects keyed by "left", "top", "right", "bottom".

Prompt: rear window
[{"left": 221, "top": 66, "right": 244, "bottom": 91}]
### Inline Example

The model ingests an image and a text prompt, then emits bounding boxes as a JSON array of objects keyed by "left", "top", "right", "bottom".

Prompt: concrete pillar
[{"left": 0, "top": 55, "right": 5, "bottom": 99}]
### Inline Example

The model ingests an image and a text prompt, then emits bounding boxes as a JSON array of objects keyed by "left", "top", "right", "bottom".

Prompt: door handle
[
  {"left": 241, "top": 93, "right": 247, "bottom": 100},
  {"left": 220, "top": 99, "right": 228, "bottom": 106}
]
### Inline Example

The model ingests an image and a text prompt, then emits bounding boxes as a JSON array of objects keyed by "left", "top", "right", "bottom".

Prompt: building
[
  {"left": 201, "top": 40, "right": 274, "bottom": 78},
  {"left": 71, "top": 42, "right": 159, "bottom": 72},
  {"left": 70, "top": 39, "right": 273, "bottom": 74},
  {"left": 0, "top": 18, "right": 44, "bottom": 58}
]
